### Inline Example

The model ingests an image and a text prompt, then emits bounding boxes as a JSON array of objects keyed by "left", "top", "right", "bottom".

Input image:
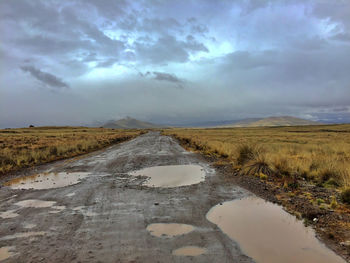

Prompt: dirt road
[{"left": 0, "top": 132, "right": 253, "bottom": 263}]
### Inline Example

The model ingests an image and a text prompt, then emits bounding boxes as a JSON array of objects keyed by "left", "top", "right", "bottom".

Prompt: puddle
[
  {"left": 0, "top": 210, "right": 19, "bottom": 219},
  {"left": 66, "top": 192, "right": 75, "bottom": 197},
  {"left": 15, "top": 199, "right": 56, "bottom": 208},
  {"left": 206, "top": 197, "right": 345, "bottom": 263},
  {"left": 4, "top": 172, "right": 90, "bottom": 190},
  {"left": 0, "top": 246, "right": 16, "bottom": 261},
  {"left": 172, "top": 246, "right": 206, "bottom": 256},
  {"left": 147, "top": 223, "right": 195, "bottom": 238},
  {"left": 0, "top": 232, "right": 46, "bottom": 241},
  {"left": 130, "top": 165, "right": 205, "bottom": 187}
]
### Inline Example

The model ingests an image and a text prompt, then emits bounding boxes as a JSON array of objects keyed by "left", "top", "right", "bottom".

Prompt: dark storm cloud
[
  {"left": 21, "top": 66, "right": 69, "bottom": 89},
  {"left": 152, "top": 72, "right": 182, "bottom": 83},
  {"left": 137, "top": 71, "right": 184, "bottom": 88},
  {"left": 152, "top": 72, "right": 184, "bottom": 89}
]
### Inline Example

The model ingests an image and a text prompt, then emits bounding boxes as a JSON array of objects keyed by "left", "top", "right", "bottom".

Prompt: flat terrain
[
  {"left": 163, "top": 125, "right": 350, "bottom": 188},
  {"left": 0, "top": 127, "right": 142, "bottom": 174},
  {"left": 0, "top": 132, "right": 253, "bottom": 263}
]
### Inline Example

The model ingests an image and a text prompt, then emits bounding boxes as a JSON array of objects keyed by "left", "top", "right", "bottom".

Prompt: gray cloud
[
  {"left": 21, "top": 66, "right": 69, "bottom": 89},
  {"left": 152, "top": 72, "right": 184, "bottom": 89},
  {"left": 138, "top": 71, "right": 184, "bottom": 88},
  {"left": 134, "top": 35, "right": 208, "bottom": 64}
]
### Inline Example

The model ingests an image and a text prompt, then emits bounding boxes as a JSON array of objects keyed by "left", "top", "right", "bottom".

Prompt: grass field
[
  {"left": 163, "top": 124, "right": 350, "bottom": 200},
  {"left": 0, "top": 126, "right": 143, "bottom": 174}
]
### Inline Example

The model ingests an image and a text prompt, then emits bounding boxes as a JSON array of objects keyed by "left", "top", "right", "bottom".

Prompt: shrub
[
  {"left": 49, "top": 146, "right": 58, "bottom": 156},
  {"left": 341, "top": 188, "right": 350, "bottom": 204},
  {"left": 318, "top": 168, "right": 341, "bottom": 187},
  {"left": 274, "top": 157, "right": 291, "bottom": 176},
  {"left": 240, "top": 152, "right": 274, "bottom": 176},
  {"left": 330, "top": 196, "right": 338, "bottom": 209},
  {"left": 236, "top": 144, "right": 257, "bottom": 165},
  {"left": 259, "top": 173, "right": 268, "bottom": 180}
]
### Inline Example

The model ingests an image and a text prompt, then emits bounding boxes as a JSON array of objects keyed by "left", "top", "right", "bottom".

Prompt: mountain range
[
  {"left": 219, "top": 116, "right": 320, "bottom": 127},
  {"left": 102, "top": 117, "right": 161, "bottom": 129},
  {"left": 99, "top": 116, "right": 321, "bottom": 129}
]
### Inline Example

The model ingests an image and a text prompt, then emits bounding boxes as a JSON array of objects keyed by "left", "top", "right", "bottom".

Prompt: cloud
[
  {"left": 133, "top": 35, "right": 208, "bottom": 64},
  {"left": 152, "top": 71, "right": 184, "bottom": 88},
  {"left": 138, "top": 71, "right": 184, "bottom": 88},
  {"left": 21, "top": 66, "right": 70, "bottom": 89}
]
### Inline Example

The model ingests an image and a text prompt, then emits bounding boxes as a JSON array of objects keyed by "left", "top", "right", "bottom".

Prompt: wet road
[{"left": 0, "top": 132, "right": 252, "bottom": 263}]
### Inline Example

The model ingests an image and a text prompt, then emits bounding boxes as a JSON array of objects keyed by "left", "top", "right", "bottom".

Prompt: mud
[
  {"left": 146, "top": 223, "right": 195, "bottom": 238},
  {"left": 207, "top": 196, "right": 345, "bottom": 263},
  {"left": 130, "top": 164, "right": 205, "bottom": 187},
  {"left": 0, "top": 132, "right": 345, "bottom": 262}
]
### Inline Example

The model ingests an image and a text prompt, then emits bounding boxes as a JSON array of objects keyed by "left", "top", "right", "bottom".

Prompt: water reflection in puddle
[
  {"left": 15, "top": 199, "right": 56, "bottom": 208},
  {"left": 0, "top": 210, "right": 19, "bottom": 219},
  {"left": 172, "top": 246, "right": 206, "bottom": 256},
  {"left": 0, "top": 232, "right": 46, "bottom": 241},
  {"left": 0, "top": 246, "right": 16, "bottom": 261},
  {"left": 130, "top": 165, "right": 205, "bottom": 187},
  {"left": 206, "top": 196, "right": 345, "bottom": 263},
  {"left": 147, "top": 223, "right": 194, "bottom": 238},
  {"left": 4, "top": 172, "right": 89, "bottom": 190}
]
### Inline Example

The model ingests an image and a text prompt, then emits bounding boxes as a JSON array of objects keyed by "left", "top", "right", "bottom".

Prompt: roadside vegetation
[
  {"left": 0, "top": 126, "right": 143, "bottom": 175},
  {"left": 164, "top": 125, "right": 350, "bottom": 195}
]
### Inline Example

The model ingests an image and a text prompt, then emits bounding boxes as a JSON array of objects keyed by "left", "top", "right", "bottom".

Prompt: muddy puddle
[
  {"left": 172, "top": 246, "right": 206, "bottom": 256},
  {"left": 130, "top": 164, "right": 205, "bottom": 187},
  {"left": 4, "top": 172, "right": 90, "bottom": 190},
  {"left": 0, "top": 246, "right": 16, "bottom": 261},
  {"left": 147, "top": 223, "right": 194, "bottom": 238},
  {"left": 206, "top": 196, "right": 345, "bottom": 263}
]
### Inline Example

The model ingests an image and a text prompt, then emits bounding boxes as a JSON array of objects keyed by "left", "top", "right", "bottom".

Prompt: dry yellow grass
[
  {"left": 163, "top": 124, "right": 350, "bottom": 189},
  {"left": 0, "top": 126, "right": 143, "bottom": 174}
]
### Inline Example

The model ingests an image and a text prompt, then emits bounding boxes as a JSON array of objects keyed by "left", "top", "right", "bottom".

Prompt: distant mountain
[
  {"left": 220, "top": 116, "right": 321, "bottom": 127},
  {"left": 103, "top": 117, "right": 161, "bottom": 129}
]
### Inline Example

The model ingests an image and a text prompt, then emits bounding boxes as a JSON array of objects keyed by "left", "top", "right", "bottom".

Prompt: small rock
[
  {"left": 154, "top": 202, "right": 159, "bottom": 206},
  {"left": 313, "top": 218, "right": 318, "bottom": 222}
]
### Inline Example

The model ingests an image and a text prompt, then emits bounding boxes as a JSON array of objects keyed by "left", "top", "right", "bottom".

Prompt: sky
[{"left": 1, "top": 0, "right": 350, "bottom": 127}]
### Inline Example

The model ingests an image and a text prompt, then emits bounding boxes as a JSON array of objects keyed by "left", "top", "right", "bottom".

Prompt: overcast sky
[{"left": 1, "top": 0, "right": 350, "bottom": 127}]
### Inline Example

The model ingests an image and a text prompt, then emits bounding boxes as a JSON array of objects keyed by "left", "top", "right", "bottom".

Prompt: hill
[
  {"left": 221, "top": 116, "right": 321, "bottom": 127},
  {"left": 103, "top": 117, "right": 160, "bottom": 129}
]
